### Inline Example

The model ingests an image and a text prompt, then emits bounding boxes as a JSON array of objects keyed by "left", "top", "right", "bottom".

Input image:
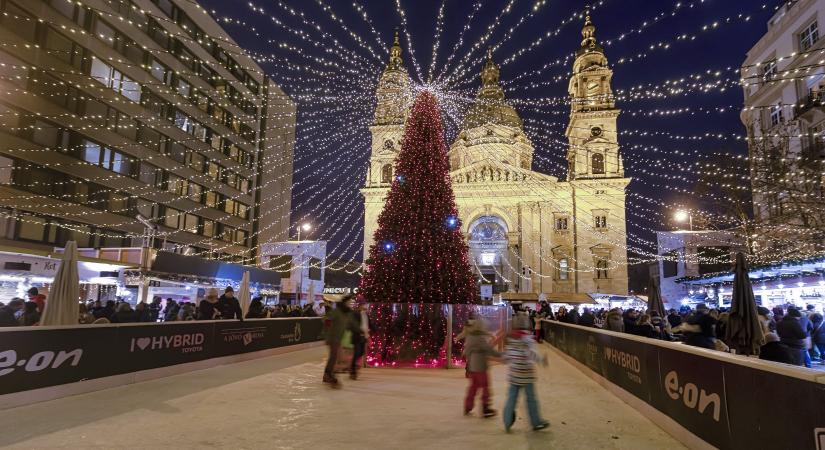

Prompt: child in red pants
[{"left": 462, "top": 320, "right": 501, "bottom": 417}]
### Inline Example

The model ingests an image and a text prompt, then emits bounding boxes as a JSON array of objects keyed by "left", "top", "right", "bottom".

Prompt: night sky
[{"left": 199, "top": 0, "right": 784, "bottom": 286}]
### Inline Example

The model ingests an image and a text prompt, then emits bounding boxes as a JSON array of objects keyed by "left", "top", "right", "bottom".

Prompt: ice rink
[{"left": 0, "top": 345, "right": 685, "bottom": 449}]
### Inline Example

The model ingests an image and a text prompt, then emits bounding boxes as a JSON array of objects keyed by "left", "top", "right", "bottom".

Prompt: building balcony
[{"left": 794, "top": 92, "right": 825, "bottom": 122}]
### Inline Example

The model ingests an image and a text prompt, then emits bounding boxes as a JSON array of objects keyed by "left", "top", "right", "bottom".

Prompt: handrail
[
  {"left": 541, "top": 319, "right": 825, "bottom": 383},
  {"left": 0, "top": 316, "right": 323, "bottom": 332}
]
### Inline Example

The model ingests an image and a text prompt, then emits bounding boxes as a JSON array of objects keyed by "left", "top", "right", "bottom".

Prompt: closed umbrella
[
  {"left": 40, "top": 241, "right": 80, "bottom": 326},
  {"left": 725, "top": 252, "right": 765, "bottom": 355},
  {"left": 238, "top": 271, "right": 251, "bottom": 318},
  {"left": 647, "top": 277, "right": 666, "bottom": 317}
]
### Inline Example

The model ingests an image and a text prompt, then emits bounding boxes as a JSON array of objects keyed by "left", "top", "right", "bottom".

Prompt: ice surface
[{"left": 0, "top": 345, "right": 686, "bottom": 449}]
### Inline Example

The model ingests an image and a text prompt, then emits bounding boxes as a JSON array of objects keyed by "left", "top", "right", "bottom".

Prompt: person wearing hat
[
  {"left": 463, "top": 318, "right": 500, "bottom": 418},
  {"left": 683, "top": 303, "right": 717, "bottom": 350},
  {"left": 217, "top": 286, "right": 243, "bottom": 321},
  {"left": 777, "top": 308, "right": 808, "bottom": 366},
  {"left": 502, "top": 313, "right": 550, "bottom": 432},
  {"left": 198, "top": 288, "right": 221, "bottom": 320}
]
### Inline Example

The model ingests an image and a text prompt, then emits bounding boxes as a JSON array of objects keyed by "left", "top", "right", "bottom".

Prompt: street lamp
[
  {"left": 674, "top": 210, "right": 693, "bottom": 231},
  {"left": 297, "top": 222, "right": 312, "bottom": 241}
]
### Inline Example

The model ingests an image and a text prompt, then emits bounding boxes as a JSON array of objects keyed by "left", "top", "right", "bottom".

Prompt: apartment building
[
  {"left": 740, "top": 0, "right": 825, "bottom": 250},
  {"left": 0, "top": 0, "right": 295, "bottom": 264}
]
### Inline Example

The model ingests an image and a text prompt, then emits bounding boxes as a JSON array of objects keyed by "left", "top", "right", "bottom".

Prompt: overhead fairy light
[{"left": 2, "top": 0, "right": 816, "bottom": 272}]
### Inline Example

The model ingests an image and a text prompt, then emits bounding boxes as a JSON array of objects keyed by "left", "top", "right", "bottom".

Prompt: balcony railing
[{"left": 794, "top": 92, "right": 825, "bottom": 118}]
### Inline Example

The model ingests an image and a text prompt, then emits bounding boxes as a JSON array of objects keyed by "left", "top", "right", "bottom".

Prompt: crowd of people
[
  {"left": 0, "top": 286, "right": 329, "bottom": 327},
  {"left": 528, "top": 301, "right": 825, "bottom": 369}
]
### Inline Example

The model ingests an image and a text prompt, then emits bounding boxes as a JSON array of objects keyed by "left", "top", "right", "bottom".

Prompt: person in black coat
[
  {"left": 0, "top": 299, "right": 23, "bottom": 327},
  {"left": 776, "top": 309, "right": 807, "bottom": 366},
  {"left": 667, "top": 309, "right": 683, "bottom": 329},
  {"left": 246, "top": 298, "right": 266, "bottom": 319},
  {"left": 760, "top": 320, "right": 797, "bottom": 365},
  {"left": 812, "top": 312, "right": 825, "bottom": 364},
  {"left": 683, "top": 304, "right": 717, "bottom": 350},
  {"left": 217, "top": 286, "right": 243, "bottom": 321},
  {"left": 578, "top": 308, "right": 596, "bottom": 327},
  {"left": 198, "top": 289, "right": 220, "bottom": 320}
]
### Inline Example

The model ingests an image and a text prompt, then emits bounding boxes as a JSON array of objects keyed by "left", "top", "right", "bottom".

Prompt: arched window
[
  {"left": 592, "top": 153, "right": 605, "bottom": 174},
  {"left": 381, "top": 164, "right": 393, "bottom": 184}
]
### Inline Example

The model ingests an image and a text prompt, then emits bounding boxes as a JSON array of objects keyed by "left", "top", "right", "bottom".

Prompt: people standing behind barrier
[
  {"left": 135, "top": 302, "right": 153, "bottom": 322},
  {"left": 198, "top": 289, "right": 220, "bottom": 320},
  {"left": 635, "top": 314, "right": 659, "bottom": 339},
  {"left": 666, "top": 309, "right": 683, "bottom": 329},
  {"left": 603, "top": 308, "right": 624, "bottom": 332},
  {"left": 623, "top": 309, "right": 639, "bottom": 335},
  {"left": 176, "top": 302, "right": 196, "bottom": 321},
  {"left": 217, "top": 287, "right": 243, "bottom": 321},
  {"left": 650, "top": 312, "right": 671, "bottom": 340},
  {"left": 760, "top": 319, "right": 797, "bottom": 365},
  {"left": 798, "top": 308, "right": 814, "bottom": 368},
  {"left": 811, "top": 312, "right": 824, "bottom": 365},
  {"left": 463, "top": 319, "right": 501, "bottom": 418},
  {"left": 777, "top": 308, "right": 809, "bottom": 367},
  {"left": 772, "top": 306, "right": 785, "bottom": 323},
  {"left": 78, "top": 303, "right": 95, "bottom": 324},
  {"left": 110, "top": 302, "right": 139, "bottom": 323},
  {"left": 163, "top": 299, "right": 179, "bottom": 322},
  {"left": 502, "top": 313, "right": 550, "bottom": 432},
  {"left": 18, "top": 301, "right": 40, "bottom": 326},
  {"left": 578, "top": 308, "right": 596, "bottom": 328},
  {"left": 92, "top": 300, "right": 114, "bottom": 320},
  {"left": 246, "top": 298, "right": 266, "bottom": 319},
  {"left": 682, "top": 303, "right": 717, "bottom": 350},
  {"left": 27, "top": 287, "right": 46, "bottom": 314},
  {"left": 0, "top": 298, "right": 24, "bottom": 327},
  {"left": 149, "top": 296, "right": 163, "bottom": 322}
]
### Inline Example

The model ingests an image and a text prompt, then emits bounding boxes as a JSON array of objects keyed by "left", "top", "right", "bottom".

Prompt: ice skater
[
  {"left": 502, "top": 313, "right": 550, "bottom": 432},
  {"left": 323, "top": 294, "right": 358, "bottom": 388},
  {"left": 463, "top": 319, "right": 500, "bottom": 417}
]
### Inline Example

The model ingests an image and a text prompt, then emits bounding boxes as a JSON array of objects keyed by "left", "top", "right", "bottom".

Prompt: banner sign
[
  {"left": 0, "top": 318, "right": 323, "bottom": 396},
  {"left": 542, "top": 321, "right": 825, "bottom": 450}
]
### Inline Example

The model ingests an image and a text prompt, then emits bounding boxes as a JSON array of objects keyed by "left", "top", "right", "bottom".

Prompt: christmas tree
[
  {"left": 359, "top": 91, "right": 479, "bottom": 304},
  {"left": 359, "top": 91, "right": 478, "bottom": 366}
]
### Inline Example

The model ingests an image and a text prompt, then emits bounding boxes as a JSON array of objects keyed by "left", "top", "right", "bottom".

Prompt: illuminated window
[{"left": 559, "top": 258, "right": 569, "bottom": 280}]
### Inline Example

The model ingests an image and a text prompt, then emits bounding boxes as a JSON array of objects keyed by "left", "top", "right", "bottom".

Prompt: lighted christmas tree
[
  {"left": 359, "top": 91, "right": 479, "bottom": 304},
  {"left": 359, "top": 91, "right": 479, "bottom": 366}
]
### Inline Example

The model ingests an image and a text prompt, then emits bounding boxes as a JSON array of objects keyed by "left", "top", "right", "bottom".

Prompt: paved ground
[{"left": 0, "top": 346, "right": 686, "bottom": 450}]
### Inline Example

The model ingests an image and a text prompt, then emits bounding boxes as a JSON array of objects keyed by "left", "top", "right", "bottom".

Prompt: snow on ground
[{"left": 0, "top": 345, "right": 686, "bottom": 450}]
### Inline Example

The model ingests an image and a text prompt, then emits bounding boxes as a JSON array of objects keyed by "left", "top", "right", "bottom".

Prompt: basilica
[{"left": 361, "top": 14, "right": 630, "bottom": 296}]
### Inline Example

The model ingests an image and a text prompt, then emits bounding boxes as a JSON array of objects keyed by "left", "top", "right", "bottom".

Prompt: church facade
[{"left": 362, "top": 15, "right": 630, "bottom": 296}]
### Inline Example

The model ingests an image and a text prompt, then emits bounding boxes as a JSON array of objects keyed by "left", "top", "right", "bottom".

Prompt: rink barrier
[
  {"left": 0, "top": 318, "right": 323, "bottom": 407},
  {"left": 541, "top": 320, "right": 825, "bottom": 450}
]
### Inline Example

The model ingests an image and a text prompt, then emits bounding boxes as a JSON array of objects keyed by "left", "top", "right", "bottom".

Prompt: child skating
[
  {"left": 502, "top": 313, "right": 550, "bottom": 432},
  {"left": 462, "top": 319, "right": 501, "bottom": 417}
]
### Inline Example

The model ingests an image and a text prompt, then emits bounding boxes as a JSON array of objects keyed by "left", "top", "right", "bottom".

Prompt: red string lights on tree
[{"left": 359, "top": 91, "right": 479, "bottom": 366}]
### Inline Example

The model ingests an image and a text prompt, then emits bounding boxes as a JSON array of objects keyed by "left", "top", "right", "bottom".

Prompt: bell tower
[
  {"left": 362, "top": 32, "right": 410, "bottom": 260},
  {"left": 565, "top": 10, "right": 624, "bottom": 181},
  {"left": 366, "top": 31, "right": 411, "bottom": 189}
]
